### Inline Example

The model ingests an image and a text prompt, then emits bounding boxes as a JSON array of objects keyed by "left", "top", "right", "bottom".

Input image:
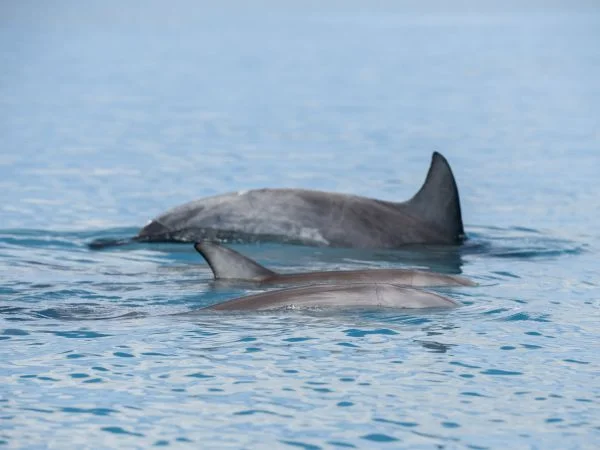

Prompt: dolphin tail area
[{"left": 88, "top": 236, "right": 138, "bottom": 250}]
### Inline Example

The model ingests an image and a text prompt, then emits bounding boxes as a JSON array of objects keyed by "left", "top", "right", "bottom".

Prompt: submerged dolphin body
[
  {"left": 90, "top": 152, "right": 464, "bottom": 249},
  {"left": 194, "top": 241, "right": 476, "bottom": 287},
  {"left": 188, "top": 283, "right": 459, "bottom": 312}
]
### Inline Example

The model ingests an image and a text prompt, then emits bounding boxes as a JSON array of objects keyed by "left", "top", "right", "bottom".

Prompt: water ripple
[{"left": 2, "top": 11, "right": 600, "bottom": 442}]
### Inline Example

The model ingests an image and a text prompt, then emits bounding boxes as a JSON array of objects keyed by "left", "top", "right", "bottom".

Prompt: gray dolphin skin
[
  {"left": 194, "top": 241, "right": 476, "bottom": 287},
  {"left": 133, "top": 151, "right": 464, "bottom": 249},
  {"left": 187, "top": 283, "right": 459, "bottom": 312}
]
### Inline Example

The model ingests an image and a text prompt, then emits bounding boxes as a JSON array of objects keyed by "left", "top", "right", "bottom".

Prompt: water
[{"left": 1, "top": 1, "right": 600, "bottom": 448}]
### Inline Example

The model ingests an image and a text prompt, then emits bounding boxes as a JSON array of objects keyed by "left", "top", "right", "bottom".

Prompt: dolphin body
[
  {"left": 188, "top": 283, "right": 459, "bottom": 312},
  {"left": 90, "top": 152, "right": 464, "bottom": 249},
  {"left": 194, "top": 241, "right": 476, "bottom": 287}
]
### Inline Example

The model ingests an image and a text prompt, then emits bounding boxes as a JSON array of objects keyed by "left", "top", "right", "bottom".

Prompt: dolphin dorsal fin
[
  {"left": 194, "top": 241, "right": 276, "bottom": 281},
  {"left": 407, "top": 152, "right": 465, "bottom": 242}
]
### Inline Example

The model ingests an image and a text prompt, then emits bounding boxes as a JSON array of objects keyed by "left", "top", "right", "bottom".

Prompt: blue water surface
[{"left": 1, "top": 1, "right": 599, "bottom": 448}]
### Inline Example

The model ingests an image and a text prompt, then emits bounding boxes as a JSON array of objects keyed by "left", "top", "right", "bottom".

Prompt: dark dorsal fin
[
  {"left": 407, "top": 152, "right": 465, "bottom": 242},
  {"left": 194, "top": 241, "right": 276, "bottom": 281}
]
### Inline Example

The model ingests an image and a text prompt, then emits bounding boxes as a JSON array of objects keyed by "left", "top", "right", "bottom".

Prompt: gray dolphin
[
  {"left": 90, "top": 152, "right": 464, "bottom": 249},
  {"left": 194, "top": 241, "right": 476, "bottom": 287},
  {"left": 189, "top": 283, "right": 459, "bottom": 312}
]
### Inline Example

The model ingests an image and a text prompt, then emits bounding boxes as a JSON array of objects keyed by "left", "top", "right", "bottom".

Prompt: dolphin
[
  {"left": 187, "top": 283, "right": 460, "bottom": 312},
  {"left": 89, "top": 151, "right": 464, "bottom": 249},
  {"left": 194, "top": 241, "right": 476, "bottom": 287}
]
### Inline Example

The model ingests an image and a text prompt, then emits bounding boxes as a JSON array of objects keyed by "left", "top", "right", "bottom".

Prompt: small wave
[
  {"left": 463, "top": 225, "right": 586, "bottom": 260},
  {"left": 0, "top": 227, "right": 138, "bottom": 249},
  {"left": 31, "top": 303, "right": 145, "bottom": 321}
]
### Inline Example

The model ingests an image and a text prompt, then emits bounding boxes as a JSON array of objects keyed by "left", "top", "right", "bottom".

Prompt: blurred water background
[{"left": 1, "top": 1, "right": 599, "bottom": 448}]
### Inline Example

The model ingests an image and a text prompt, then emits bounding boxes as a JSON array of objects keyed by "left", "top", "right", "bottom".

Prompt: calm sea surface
[{"left": 1, "top": 2, "right": 599, "bottom": 449}]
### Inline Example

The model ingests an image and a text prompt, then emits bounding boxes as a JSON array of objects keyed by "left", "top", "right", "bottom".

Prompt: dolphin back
[
  {"left": 203, "top": 283, "right": 459, "bottom": 311},
  {"left": 194, "top": 240, "right": 476, "bottom": 287},
  {"left": 89, "top": 152, "right": 466, "bottom": 249}
]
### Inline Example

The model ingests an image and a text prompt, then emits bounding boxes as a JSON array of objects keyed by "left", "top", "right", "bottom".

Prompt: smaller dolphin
[
  {"left": 191, "top": 283, "right": 459, "bottom": 312},
  {"left": 194, "top": 241, "right": 476, "bottom": 287}
]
